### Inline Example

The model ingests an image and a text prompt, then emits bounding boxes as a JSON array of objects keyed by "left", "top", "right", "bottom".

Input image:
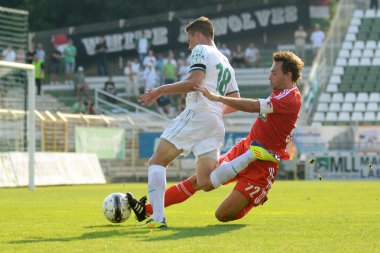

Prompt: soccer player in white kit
[{"left": 128, "top": 17, "right": 240, "bottom": 229}]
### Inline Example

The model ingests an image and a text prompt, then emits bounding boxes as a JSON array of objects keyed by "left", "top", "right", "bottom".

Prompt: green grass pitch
[{"left": 0, "top": 181, "right": 379, "bottom": 253}]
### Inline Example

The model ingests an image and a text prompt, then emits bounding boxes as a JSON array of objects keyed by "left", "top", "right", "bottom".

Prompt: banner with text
[
  {"left": 356, "top": 126, "right": 380, "bottom": 153},
  {"left": 293, "top": 126, "right": 356, "bottom": 153},
  {"left": 72, "top": 1, "right": 309, "bottom": 61},
  {"left": 293, "top": 126, "right": 380, "bottom": 153},
  {"left": 75, "top": 127, "right": 125, "bottom": 159},
  {"left": 305, "top": 152, "right": 380, "bottom": 180}
]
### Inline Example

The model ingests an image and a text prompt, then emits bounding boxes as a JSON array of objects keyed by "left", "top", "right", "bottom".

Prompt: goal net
[
  {"left": 0, "top": 6, "right": 36, "bottom": 189},
  {"left": 0, "top": 6, "right": 29, "bottom": 150}
]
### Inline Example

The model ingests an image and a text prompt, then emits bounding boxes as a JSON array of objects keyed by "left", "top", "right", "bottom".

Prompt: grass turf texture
[{"left": 0, "top": 181, "right": 379, "bottom": 253}]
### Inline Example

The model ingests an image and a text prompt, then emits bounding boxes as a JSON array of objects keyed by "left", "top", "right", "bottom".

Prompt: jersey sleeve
[
  {"left": 259, "top": 92, "right": 300, "bottom": 115},
  {"left": 189, "top": 45, "right": 207, "bottom": 73},
  {"left": 225, "top": 68, "right": 239, "bottom": 95}
]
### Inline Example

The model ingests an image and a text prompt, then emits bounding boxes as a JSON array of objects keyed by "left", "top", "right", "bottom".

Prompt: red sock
[{"left": 145, "top": 178, "right": 196, "bottom": 216}]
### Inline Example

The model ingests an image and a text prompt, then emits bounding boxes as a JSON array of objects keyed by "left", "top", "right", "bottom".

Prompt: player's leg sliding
[
  {"left": 128, "top": 175, "right": 196, "bottom": 228},
  {"left": 249, "top": 140, "right": 280, "bottom": 163},
  {"left": 145, "top": 178, "right": 197, "bottom": 217},
  {"left": 146, "top": 164, "right": 167, "bottom": 228},
  {"left": 210, "top": 141, "right": 279, "bottom": 189},
  {"left": 210, "top": 149, "right": 255, "bottom": 188}
]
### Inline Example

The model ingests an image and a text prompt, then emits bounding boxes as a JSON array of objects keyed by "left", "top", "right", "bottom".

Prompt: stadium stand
[
  {"left": 42, "top": 67, "right": 310, "bottom": 111},
  {"left": 312, "top": 9, "right": 380, "bottom": 125}
]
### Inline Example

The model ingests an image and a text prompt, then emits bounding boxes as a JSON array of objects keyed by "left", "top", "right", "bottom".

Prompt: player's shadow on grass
[
  {"left": 8, "top": 224, "right": 246, "bottom": 244},
  {"left": 143, "top": 224, "right": 247, "bottom": 241},
  {"left": 8, "top": 224, "right": 150, "bottom": 244}
]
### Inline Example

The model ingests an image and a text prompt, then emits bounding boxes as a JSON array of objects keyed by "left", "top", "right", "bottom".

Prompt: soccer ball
[{"left": 102, "top": 193, "right": 131, "bottom": 223}]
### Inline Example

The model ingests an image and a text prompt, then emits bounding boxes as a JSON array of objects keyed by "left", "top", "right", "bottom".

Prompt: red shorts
[{"left": 218, "top": 138, "right": 278, "bottom": 206}]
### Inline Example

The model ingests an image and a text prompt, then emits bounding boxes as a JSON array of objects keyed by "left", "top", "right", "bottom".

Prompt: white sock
[
  {"left": 210, "top": 149, "right": 256, "bottom": 188},
  {"left": 148, "top": 165, "right": 166, "bottom": 222}
]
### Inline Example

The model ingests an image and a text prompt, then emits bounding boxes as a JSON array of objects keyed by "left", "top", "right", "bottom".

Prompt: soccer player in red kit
[{"left": 128, "top": 50, "right": 304, "bottom": 225}]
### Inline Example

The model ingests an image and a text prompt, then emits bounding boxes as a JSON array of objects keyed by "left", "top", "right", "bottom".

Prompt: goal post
[{"left": 0, "top": 61, "right": 36, "bottom": 190}]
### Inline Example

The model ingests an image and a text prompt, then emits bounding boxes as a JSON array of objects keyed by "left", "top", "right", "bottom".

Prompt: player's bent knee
[
  {"left": 215, "top": 211, "right": 234, "bottom": 222},
  {"left": 148, "top": 156, "right": 168, "bottom": 167}
]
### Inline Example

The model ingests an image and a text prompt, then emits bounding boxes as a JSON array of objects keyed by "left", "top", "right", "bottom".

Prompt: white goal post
[{"left": 0, "top": 61, "right": 36, "bottom": 190}]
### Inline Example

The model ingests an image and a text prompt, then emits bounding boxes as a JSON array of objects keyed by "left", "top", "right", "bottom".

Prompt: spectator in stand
[
  {"left": 231, "top": 44, "right": 245, "bottom": 68},
  {"left": 16, "top": 47, "right": 26, "bottom": 63},
  {"left": 155, "top": 53, "right": 165, "bottom": 85},
  {"left": 71, "top": 97, "right": 86, "bottom": 114},
  {"left": 177, "top": 51, "right": 187, "bottom": 69},
  {"left": 162, "top": 54, "right": 177, "bottom": 84},
  {"left": 32, "top": 54, "right": 44, "bottom": 96},
  {"left": 310, "top": 23, "right": 325, "bottom": 59},
  {"left": 219, "top": 42, "right": 232, "bottom": 61},
  {"left": 95, "top": 35, "right": 108, "bottom": 76},
  {"left": 104, "top": 76, "right": 116, "bottom": 95},
  {"left": 2, "top": 45, "right": 16, "bottom": 62},
  {"left": 89, "top": 102, "right": 97, "bottom": 114},
  {"left": 134, "top": 31, "right": 151, "bottom": 66},
  {"left": 63, "top": 39, "right": 77, "bottom": 85},
  {"left": 294, "top": 25, "right": 307, "bottom": 61},
  {"left": 35, "top": 43, "right": 46, "bottom": 63},
  {"left": 164, "top": 51, "right": 177, "bottom": 66},
  {"left": 370, "top": 0, "right": 378, "bottom": 9},
  {"left": 143, "top": 62, "right": 157, "bottom": 93},
  {"left": 156, "top": 95, "right": 174, "bottom": 117},
  {"left": 50, "top": 44, "right": 62, "bottom": 85},
  {"left": 143, "top": 49, "right": 157, "bottom": 68},
  {"left": 124, "top": 59, "right": 140, "bottom": 97},
  {"left": 244, "top": 43, "right": 261, "bottom": 68},
  {"left": 73, "top": 66, "right": 90, "bottom": 98},
  {"left": 177, "top": 52, "right": 190, "bottom": 81},
  {"left": 84, "top": 97, "right": 91, "bottom": 110},
  {"left": 26, "top": 44, "right": 36, "bottom": 64},
  {"left": 104, "top": 75, "right": 117, "bottom": 103},
  {"left": 162, "top": 53, "right": 177, "bottom": 113},
  {"left": 86, "top": 99, "right": 97, "bottom": 115}
]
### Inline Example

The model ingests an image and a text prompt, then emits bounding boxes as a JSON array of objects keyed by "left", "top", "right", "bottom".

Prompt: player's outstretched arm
[
  {"left": 223, "top": 92, "right": 240, "bottom": 115},
  {"left": 196, "top": 87, "right": 260, "bottom": 113},
  {"left": 139, "top": 70, "right": 204, "bottom": 106}
]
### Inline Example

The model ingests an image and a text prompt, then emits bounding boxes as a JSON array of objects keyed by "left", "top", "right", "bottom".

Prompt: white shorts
[{"left": 161, "top": 109, "right": 224, "bottom": 157}]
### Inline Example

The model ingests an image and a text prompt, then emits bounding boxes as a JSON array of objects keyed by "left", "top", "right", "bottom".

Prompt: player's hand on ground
[
  {"left": 139, "top": 88, "right": 161, "bottom": 106},
  {"left": 195, "top": 86, "right": 220, "bottom": 102}
]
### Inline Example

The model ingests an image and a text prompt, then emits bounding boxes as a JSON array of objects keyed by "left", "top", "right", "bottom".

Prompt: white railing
[
  {"left": 300, "top": 0, "right": 359, "bottom": 125},
  {"left": 94, "top": 88, "right": 170, "bottom": 121}
]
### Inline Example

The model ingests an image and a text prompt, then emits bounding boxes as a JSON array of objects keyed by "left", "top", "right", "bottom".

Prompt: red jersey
[{"left": 249, "top": 85, "right": 301, "bottom": 160}]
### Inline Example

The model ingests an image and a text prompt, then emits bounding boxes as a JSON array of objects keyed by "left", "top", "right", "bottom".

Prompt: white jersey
[{"left": 186, "top": 44, "right": 239, "bottom": 115}]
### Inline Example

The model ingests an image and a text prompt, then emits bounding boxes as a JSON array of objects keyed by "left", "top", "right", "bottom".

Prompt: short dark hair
[
  {"left": 185, "top": 16, "right": 214, "bottom": 39},
  {"left": 273, "top": 51, "right": 304, "bottom": 83}
]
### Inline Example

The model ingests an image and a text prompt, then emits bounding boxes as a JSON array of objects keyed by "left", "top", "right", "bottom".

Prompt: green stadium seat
[
  {"left": 368, "top": 33, "right": 379, "bottom": 40},
  {"left": 340, "top": 84, "right": 351, "bottom": 92},
  {"left": 355, "top": 75, "right": 366, "bottom": 84},
  {"left": 352, "top": 84, "right": 362, "bottom": 92},
  {"left": 344, "top": 66, "right": 357, "bottom": 76},
  {"left": 356, "top": 67, "right": 368, "bottom": 75},
  {"left": 357, "top": 33, "right": 368, "bottom": 40},
  {"left": 363, "top": 84, "right": 375, "bottom": 92},
  {"left": 366, "top": 75, "right": 378, "bottom": 83}
]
